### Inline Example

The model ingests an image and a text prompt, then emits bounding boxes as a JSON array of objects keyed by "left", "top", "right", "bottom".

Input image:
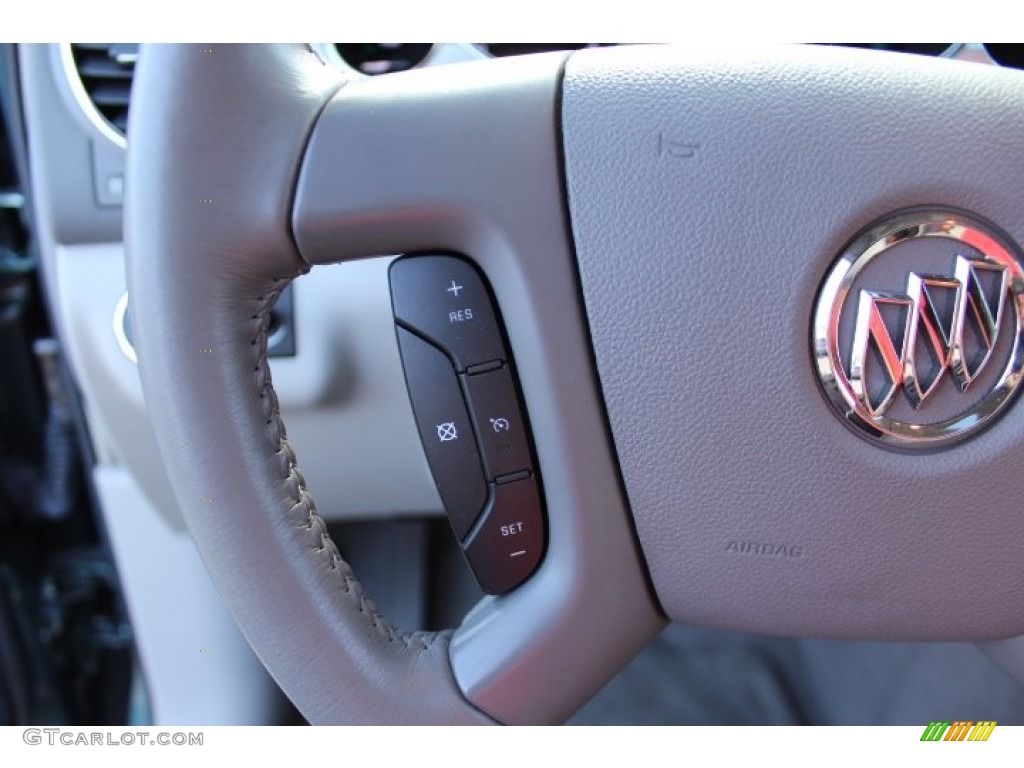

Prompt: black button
[
  {"left": 396, "top": 327, "right": 487, "bottom": 539},
  {"left": 462, "top": 365, "right": 533, "bottom": 480},
  {"left": 463, "top": 478, "right": 544, "bottom": 595},
  {"left": 390, "top": 256, "right": 505, "bottom": 372}
]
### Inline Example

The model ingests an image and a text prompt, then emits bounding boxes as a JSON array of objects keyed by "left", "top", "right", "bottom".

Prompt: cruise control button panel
[{"left": 390, "top": 254, "right": 546, "bottom": 594}]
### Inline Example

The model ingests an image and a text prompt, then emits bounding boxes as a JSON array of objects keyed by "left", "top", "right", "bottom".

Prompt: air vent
[
  {"left": 69, "top": 43, "right": 138, "bottom": 136},
  {"left": 335, "top": 44, "right": 432, "bottom": 75}
]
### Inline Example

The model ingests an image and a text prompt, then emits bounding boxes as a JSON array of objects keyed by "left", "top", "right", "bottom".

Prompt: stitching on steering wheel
[{"left": 249, "top": 277, "right": 437, "bottom": 653}]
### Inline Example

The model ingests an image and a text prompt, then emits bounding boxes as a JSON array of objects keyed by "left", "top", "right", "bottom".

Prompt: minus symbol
[{"left": 509, "top": 550, "right": 526, "bottom": 558}]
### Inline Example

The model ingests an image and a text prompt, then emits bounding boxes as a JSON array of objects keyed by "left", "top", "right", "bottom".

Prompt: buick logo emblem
[{"left": 813, "top": 210, "right": 1024, "bottom": 449}]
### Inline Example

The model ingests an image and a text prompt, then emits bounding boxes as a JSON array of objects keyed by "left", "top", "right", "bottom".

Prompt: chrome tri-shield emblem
[{"left": 813, "top": 210, "right": 1024, "bottom": 449}]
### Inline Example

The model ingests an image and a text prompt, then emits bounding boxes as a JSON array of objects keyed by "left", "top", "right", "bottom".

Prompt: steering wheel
[{"left": 125, "top": 43, "right": 1024, "bottom": 724}]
